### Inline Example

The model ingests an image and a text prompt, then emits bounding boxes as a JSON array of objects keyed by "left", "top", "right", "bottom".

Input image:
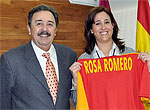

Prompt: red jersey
[{"left": 76, "top": 54, "right": 150, "bottom": 110}]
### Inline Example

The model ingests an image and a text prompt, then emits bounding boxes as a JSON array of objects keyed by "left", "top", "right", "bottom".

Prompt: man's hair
[{"left": 28, "top": 4, "right": 59, "bottom": 28}]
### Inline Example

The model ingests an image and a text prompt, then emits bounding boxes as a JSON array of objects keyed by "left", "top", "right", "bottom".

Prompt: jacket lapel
[
  {"left": 24, "top": 42, "right": 49, "bottom": 92},
  {"left": 53, "top": 44, "right": 69, "bottom": 93}
]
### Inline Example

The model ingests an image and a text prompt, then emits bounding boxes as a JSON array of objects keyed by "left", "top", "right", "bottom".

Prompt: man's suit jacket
[{"left": 0, "top": 42, "right": 77, "bottom": 109}]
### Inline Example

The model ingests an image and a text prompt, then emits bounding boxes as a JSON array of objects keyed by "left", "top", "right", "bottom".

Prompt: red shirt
[{"left": 77, "top": 54, "right": 150, "bottom": 109}]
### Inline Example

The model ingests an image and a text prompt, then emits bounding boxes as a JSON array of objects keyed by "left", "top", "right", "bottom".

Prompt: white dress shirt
[
  {"left": 91, "top": 42, "right": 121, "bottom": 58},
  {"left": 31, "top": 41, "right": 59, "bottom": 81}
]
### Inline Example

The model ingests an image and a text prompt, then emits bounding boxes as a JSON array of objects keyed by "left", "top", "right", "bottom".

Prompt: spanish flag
[
  {"left": 136, "top": 0, "right": 150, "bottom": 109},
  {"left": 99, "top": 0, "right": 111, "bottom": 10},
  {"left": 136, "top": 0, "right": 150, "bottom": 52}
]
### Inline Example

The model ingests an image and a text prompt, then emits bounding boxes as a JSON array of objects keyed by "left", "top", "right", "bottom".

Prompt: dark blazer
[{"left": 0, "top": 42, "right": 77, "bottom": 109}]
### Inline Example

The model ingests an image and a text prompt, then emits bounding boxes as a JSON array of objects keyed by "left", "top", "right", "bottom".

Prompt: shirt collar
[
  {"left": 92, "top": 42, "right": 120, "bottom": 58},
  {"left": 31, "top": 40, "right": 55, "bottom": 58}
]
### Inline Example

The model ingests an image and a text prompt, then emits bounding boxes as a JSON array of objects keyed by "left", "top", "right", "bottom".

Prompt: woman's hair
[{"left": 84, "top": 7, "right": 125, "bottom": 54}]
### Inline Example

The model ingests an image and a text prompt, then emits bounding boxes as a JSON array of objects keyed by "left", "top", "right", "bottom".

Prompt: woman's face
[{"left": 91, "top": 11, "right": 114, "bottom": 44}]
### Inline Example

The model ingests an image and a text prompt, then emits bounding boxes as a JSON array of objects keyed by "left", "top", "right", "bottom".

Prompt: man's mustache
[{"left": 38, "top": 31, "right": 51, "bottom": 36}]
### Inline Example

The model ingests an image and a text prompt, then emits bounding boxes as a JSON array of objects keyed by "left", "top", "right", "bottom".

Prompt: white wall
[{"left": 109, "top": 0, "right": 138, "bottom": 50}]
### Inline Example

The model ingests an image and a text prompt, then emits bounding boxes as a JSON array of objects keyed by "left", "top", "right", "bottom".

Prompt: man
[{"left": 0, "top": 4, "right": 77, "bottom": 109}]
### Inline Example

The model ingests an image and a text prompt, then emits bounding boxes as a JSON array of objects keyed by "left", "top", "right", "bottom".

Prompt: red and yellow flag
[
  {"left": 136, "top": 0, "right": 150, "bottom": 109},
  {"left": 136, "top": 0, "right": 150, "bottom": 52},
  {"left": 99, "top": 0, "right": 111, "bottom": 10}
]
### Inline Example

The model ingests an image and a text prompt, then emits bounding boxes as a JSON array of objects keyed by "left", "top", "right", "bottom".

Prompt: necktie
[{"left": 42, "top": 53, "right": 58, "bottom": 105}]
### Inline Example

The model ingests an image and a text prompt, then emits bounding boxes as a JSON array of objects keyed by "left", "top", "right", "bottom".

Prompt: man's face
[{"left": 28, "top": 11, "right": 57, "bottom": 51}]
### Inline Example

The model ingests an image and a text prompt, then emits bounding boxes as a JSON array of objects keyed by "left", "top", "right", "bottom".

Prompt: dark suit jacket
[{"left": 0, "top": 42, "right": 77, "bottom": 109}]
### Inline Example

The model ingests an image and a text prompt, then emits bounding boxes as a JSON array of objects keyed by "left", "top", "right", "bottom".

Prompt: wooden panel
[
  {"left": 54, "top": 40, "right": 86, "bottom": 49},
  {"left": 1, "top": 39, "right": 30, "bottom": 50},
  {"left": 0, "top": 0, "right": 11, "bottom": 4},
  {"left": 0, "top": 0, "right": 92, "bottom": 57},
  {"left": 55, "top": 32, "right": 85, "bottom": 40}
]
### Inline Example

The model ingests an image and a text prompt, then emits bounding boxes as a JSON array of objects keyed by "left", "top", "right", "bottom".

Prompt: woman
[
  {"left": 70, "top": 7, "right": 150, "bottom": 108},
  {"left": 70, "top": 7, "right": 135, "bottom": 86}
]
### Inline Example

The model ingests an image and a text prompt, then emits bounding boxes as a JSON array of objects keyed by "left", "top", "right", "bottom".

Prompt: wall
[
  {"left": 0, "top": 0, "right": 93, "bottom": 57},
  {"left": 109, "top": 0, "right": 138, "bottom": 50}
]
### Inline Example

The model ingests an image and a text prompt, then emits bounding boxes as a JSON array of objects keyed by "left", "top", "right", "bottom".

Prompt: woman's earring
[{"left": 91, "top": 31, "right": 93, "bottom": 34}]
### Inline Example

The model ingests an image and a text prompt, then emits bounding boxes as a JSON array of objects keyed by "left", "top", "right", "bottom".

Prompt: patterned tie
[{"left": 42, "top": 53, "right": 58, "bottom": 105}]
